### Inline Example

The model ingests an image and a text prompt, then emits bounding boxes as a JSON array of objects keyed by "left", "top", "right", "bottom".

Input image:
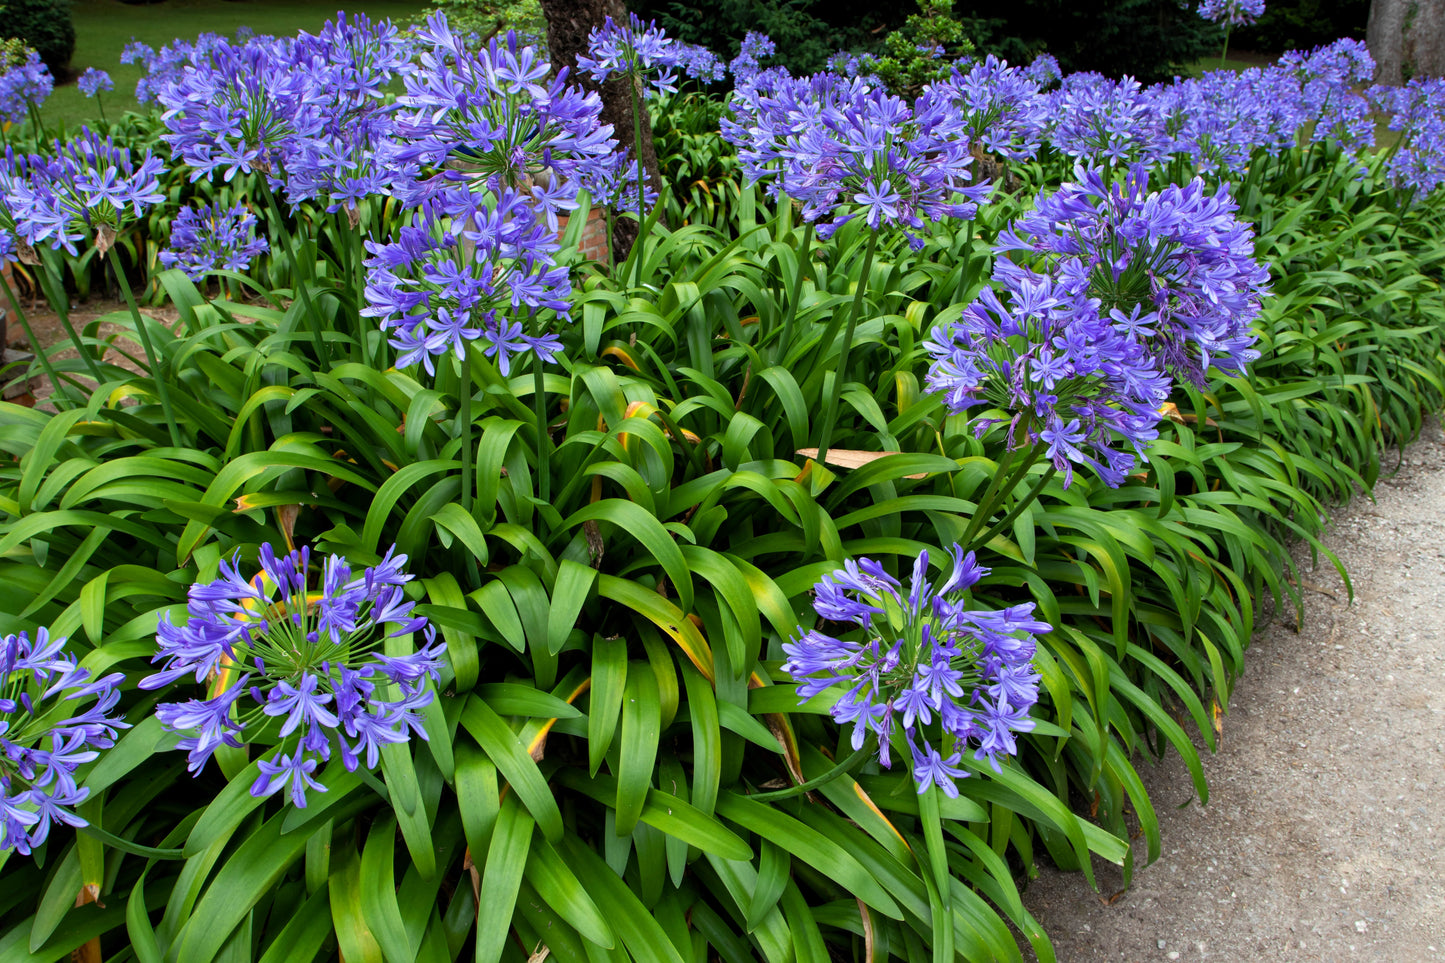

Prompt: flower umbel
[
  {"left": 159, "top": 201, "right": 268, "bottom": 281},
  {"left": 143, "top": 545, "right": 445, "bottom": 808},
  {"left": 781, "top": 547, "right": 1047, "bottom": 797},
  {"left": 1, "top": 628, "right": 128, "bottom": 854}
]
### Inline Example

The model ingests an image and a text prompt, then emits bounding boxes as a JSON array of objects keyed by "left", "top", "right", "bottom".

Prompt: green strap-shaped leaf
[
  {"left": 715, "top": 793, "right": 902, "bottom": 919},
  {"left": 615, "top": 662, "right": 661, "bottom": 836},
  {"left": 557, "top": 770, "right": 751, "bottom": 860},
  {"left": 556, "top": 836, "right": 689, "bottom": 963},
  {"left": 560, "top": 500, "right": 693, "bottom": 613},
  {"left": 547, "top": 560, "right": 596, "bottom": 656},
  {"left": 458, "top": 697, "right": 563, "bottom": 842},
  {"left": 475, "top": 795, "right": 533, "bottom": 963},
  {"left": 361, "top": 816, "right": 417, "bottom": 963},
  {"left": 525, "top": 838, "right": 615, "bottom": 949},
  {"left": 171, "top": 813, "right": 312, "bottom": 962}
]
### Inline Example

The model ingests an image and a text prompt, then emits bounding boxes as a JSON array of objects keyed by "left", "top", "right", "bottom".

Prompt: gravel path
[{"left": 1022, "top": 426, "right": 1445, "bottom": 961}]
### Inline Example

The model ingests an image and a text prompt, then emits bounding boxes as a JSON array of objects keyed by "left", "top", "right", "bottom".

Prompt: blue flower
[
  {"left": 145, "top": 545, "right": 445, "bottom": 809},
  {"left": 77, "top": 68, "right": 113, "bottom": 98},
  {"left": 362, "top": 182, "right": 570, "bottom": 376},
  {"left": 782, "top": 547, "right": 1047, "bottom": 796},
  {"left": 0, "top": 48, "right": 52, "bottom": 126},
  {"left": 1, "top": 628, "right": 128, "bottom": 854},
  {"left": 159, "top": 201, "right": 268, "bottom": 281},
  {"left": 1197, "top": 0, "right": 1266, "bottom": 27}
]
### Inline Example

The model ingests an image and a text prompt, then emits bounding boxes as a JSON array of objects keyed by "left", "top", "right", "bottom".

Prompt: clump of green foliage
[
  {"left": 860, "top": 0, "right": 974, "bottom": 97},
  {"left": 0, "top": 0, "right": 75, "bottom": 74}
]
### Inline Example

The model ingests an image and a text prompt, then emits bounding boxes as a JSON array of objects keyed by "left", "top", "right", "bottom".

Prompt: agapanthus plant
[
  {"left": 1045, "top": 73, "right": 1167, "bottom": 166},
  {"left": 362, "top": 181, "right": 571, "bottom": 375},
  {"left": 1, "top": 629, "right": 128, "bottom": 854},
  {"left": 159, "top": 200, "right": 269, "bottom": 281},
  {"left": 998, "top": 164, "right": 1267, "bottom": 387},
  {"left": 782, "top": 547, "right": 1046, "bottom": 797},
  {"left": 142, "top": 545, "right": 445, "bottom": 809},
  {"left": 725, "top": 70, "right": 990, "bottom": 244},
  {"left": 1371, "top": 77, "right": 1445, "bottom": 200},
  {"left": 934, "top": 55, "right": 1050, "bottom": 162}
]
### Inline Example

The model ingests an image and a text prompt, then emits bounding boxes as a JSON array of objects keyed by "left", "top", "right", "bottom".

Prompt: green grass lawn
[{"left": 41, "top": 0, "right": 427, "bottom": 131}]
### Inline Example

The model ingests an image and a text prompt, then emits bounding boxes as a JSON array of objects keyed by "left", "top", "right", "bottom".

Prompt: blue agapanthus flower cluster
[
  {"left": 1044, "top": 73, "right": 1167, "bottom": 166},
  {"left": 999, "top": 164, "right": 1268, "bottom": 387},
  {"left": 577, "top": 13, "right": 689, "bottom": 96},
  {"left": 389, "top": 15, "right": 615, "bottom": 219},
  {"left": 782, "top": 547, "right": 1046, "bottom": 797},
  {"left": 142, "top": 545, "right": 445, "bottom": 809},
  {"left": 121, "top": 33, "right": 236, "bottom": 105},
  {"left": 1371, "top": 77, "right": 1445, "bottom": 198},
  {"left": 723, "top": 70, "right": 989, "bottom": 245},
  {"left": 0, "top": 129, "right": 165, "bottom": 256},
  {"left": 77, "top": 68, "right": 113, "bottom": 98},
  {"left": 924, "top": 259, "right": 1169, "bottom": 487},
  {"left": 0, "top": 48, "right": 52, "bottom": 126},
  {"left": 280, "top": 13, "right": 416, "bottom": 212},
  {"left": 362, "top": 183, "right": 571, "bottom": 375},
  {"left": 935, "top": 55, "right": 1051, "bottom": 162},
  {"left": 1198, "top": 0, "right": 1266, "bottom": 27},
  {"left": 156, "top": 17, "right": 419, "bottom": 211},
  {"left": 159, "top": 201, "right": 269, "bottom": 281},
  {"left": 1, "top": 629, "right": 128, "bottom": 854},
  {"left": 729, "top": 32, "right": 776, "bottom": 83}
]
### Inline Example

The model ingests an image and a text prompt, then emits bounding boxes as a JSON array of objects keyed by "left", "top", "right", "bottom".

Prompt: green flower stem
[
  {"left": 813, "top": 231, "right": 879, "bottom": 466},
  {"left": 532, "top": 334, "right": 551, "bottom": 503},
  {"left": 457, "top": 355, "right": 473, "bottom": 513},
  {"left": 630, "top": 73, "right": 647, "bottom": 291},
  {"left": 107, "top": 247, "right": 182, "bottom": 448},
  {"left": 967, "top": 462, "right": 1058, "bottom": 552},
  {"left": 954, "top": 217, "right": 976, "bottom": 303},
  {"left": 259, "top": 180, "right": 329, "bottom": 365},
  {"left": 959, "top": 434, "right": 1041, "bottom": 549},
  {"left": 746, "top": 744, "right": 872, "bottom": 801},
  {"left": 2, "top": 275, "right": 72, "bottom": 406},
  {"left": 76, "top": 822, "right": 184, "bottom": 860},
  {"left": 772, "top": 220, "right": 814, "bottom": 365},
  {"left": 37, "top": 258, "right": 102, "bottom": 382},
  {"left": 1220, "top": 27, "right": 1231, "bottom": 68}
]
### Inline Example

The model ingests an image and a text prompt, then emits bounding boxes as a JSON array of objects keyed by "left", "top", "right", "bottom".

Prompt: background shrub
[{"left": 0, "top": 0, "right": 76, "bottom": 74}]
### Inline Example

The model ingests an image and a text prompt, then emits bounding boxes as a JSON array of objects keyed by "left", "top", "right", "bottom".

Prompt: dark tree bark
[
  {"left": 539, "top": 0, "right": 665, "bottom": 264},
  {"left": 1368, "top": 0, "right": 1445, "bottom": 84}
]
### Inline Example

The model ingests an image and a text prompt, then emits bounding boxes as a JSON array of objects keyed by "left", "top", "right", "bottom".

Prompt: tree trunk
[
  {"left": 1368, "top": 0, "right": 1445, "bottom": 84},
  {"left": 539, "top": 0, "right": 665, "bottom": 263}
]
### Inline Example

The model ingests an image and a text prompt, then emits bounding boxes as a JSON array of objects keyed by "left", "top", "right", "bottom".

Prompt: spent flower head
[
  {"left": 143, "top": 545, "right": 444, "bottom": 808},
  {"left": 1, "top": 628, "right": 128, "bottom": 854},
  {"left": 782, "top": 547, "right": 1047, "bottom": 796}
]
